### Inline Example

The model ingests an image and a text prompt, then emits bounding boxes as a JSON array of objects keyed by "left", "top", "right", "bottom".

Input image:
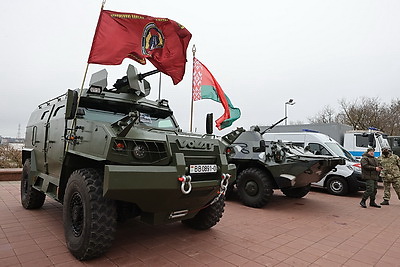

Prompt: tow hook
[{"left": 178, "top": 175, "right": 192, "bottom": 194}]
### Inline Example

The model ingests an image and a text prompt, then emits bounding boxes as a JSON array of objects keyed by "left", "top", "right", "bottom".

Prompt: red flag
[{"left": 88, "top": 10, "right": 192, "bottom": 85}]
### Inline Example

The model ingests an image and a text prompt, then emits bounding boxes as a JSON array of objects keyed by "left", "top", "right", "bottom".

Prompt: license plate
[{"left": 190, "top": 164, "right": 217, "bottom": 174}]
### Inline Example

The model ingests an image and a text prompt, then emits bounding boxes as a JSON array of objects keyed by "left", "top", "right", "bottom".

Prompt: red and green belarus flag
[{"left": 192, "top": 57, "right": 241, "bottom": 130}]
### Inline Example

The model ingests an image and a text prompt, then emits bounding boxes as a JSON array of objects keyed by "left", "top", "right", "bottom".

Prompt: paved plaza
[{"left": 1, "top": 181, "right": 400, "bottom": 266}]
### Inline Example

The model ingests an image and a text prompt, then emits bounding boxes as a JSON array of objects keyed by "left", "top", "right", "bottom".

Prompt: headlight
[
  {"left": 113, "top": 140, "right": 127, "bottom": 152},
  {"left": 352, "top": 163, "right": 362, "bottom": 172},
  {"left": 346, "top": 165, "right": 354, "bottom": 171},
  {"left": 132, "top": 144, "right": 147, "bottom": 159}
]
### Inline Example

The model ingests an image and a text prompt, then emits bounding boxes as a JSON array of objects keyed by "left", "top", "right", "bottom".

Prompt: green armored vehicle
[
  {"left": 21, "top": 65, "right": 235, "bottom": 260},
  {"left": 223, "top": 125, "right": 344, "bottom": 208}
]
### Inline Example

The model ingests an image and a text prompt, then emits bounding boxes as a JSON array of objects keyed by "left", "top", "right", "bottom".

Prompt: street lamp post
[{"left": 284, "top": 99, "right": 295, "bottom": 125}]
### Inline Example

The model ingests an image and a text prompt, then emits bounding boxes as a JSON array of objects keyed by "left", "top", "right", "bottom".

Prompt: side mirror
[
  {"left": 206, "top": 113, "right": 213, "bottom": 135},
  {"left": 65, "top": 90, "right": 78, "bottom": 120},
  {"left": 259, "top": 140, "right": 266, "bottom": 152},
  {"left": 368, "top": 133, "right": 375, "bottom": 148}
]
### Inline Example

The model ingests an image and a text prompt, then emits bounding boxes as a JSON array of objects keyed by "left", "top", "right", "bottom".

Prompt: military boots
[
  {"left": 380, "top": 200, "right": 389, "bottom": 205},
  {"left": 360, "top": 199, "right": 367, "bottom": 208},
  {"left": 370, "top": 201, "right": 381, "bottom": 208}
]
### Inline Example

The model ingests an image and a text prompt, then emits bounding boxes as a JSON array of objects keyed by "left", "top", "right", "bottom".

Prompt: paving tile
[
  {"left": 235, "top": 247, "right": 263, "bottom": 260},
  {"left": 285, "top": 238, "right": 314, "bottom": 250},
  {"left": 222, "top": 253, "right": 249, "bottom": 266},
  {"left": 264, "top": 249, "right": 291, "bottom": 262},
  {"left": 282, "top": 256, "right": 310, "bottom": 267},
  {"left": 48, "top": 251, "right": 76, "bottom": 265},
  {"left": 13, "top": 244, "right": 41, "bottom": 255},
  {"left": 253, "top": 254, "right": 281, "bottom": 266},
  {"left": 0, "top": 247, "right": 16, "bottom": 259},
  {"left": 110, "top": 256, "right": 142, "bottom": 266},
  {"left": 240, "top": 261, "right": 265, "bottom": 267},
  {"left": 274, "top": 245, "right": 300, "bottom": 256},
  {"left": 190, "top": 251, "right": 219, "bottom": 265},
  {"left": 0, "top": 255, "right": 20, "bottom": 267},
  {"left": 20, "top": 257, "right": 53, "bottom": 267},
  {"left": 174, "top": 257, "right": 205, "bottom": 267},
  {"left": 321, "top": 251, "right": 349, "bottom": 264},
  {"left": 17, "top": 250, "right": 47, "bottom": 264},
  {"left": 10, "top": 239, "right": 37, "bottom": 250},
  {"left": 293, "top": 250, "right": 320, "bottom": 263},
  {"left": 313, "top": 257, "right": 343, "bottom": 267},
  {"left": 342, "top": 258, "right": 374, "bottom": 267}
]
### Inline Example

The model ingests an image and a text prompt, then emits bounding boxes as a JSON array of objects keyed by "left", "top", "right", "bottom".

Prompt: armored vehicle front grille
[{"left": 112, "top": 139, "right": 168, "bottom": 164}]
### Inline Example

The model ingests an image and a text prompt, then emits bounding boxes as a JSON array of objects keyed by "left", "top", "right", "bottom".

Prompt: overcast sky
[{"left": 1, "top": 0, "right": 399, "bottom": 138}]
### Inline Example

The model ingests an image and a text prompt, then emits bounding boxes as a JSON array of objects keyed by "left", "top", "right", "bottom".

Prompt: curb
[{"left": 0, "top": 168, "right": 22, "bottom": 181}]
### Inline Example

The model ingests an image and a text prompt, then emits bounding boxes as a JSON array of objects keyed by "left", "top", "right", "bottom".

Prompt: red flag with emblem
[{"left": 88, "top": 10, "right": 192, "bottom": 85}]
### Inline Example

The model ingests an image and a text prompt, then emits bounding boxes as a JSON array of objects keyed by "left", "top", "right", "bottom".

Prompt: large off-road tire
[
  {"left": 20, "top": 159, "right": 45, "bottom": 209},
  {"left": 182, "top": 196, "right": 225, "bottom": 230},
  {"left": 236, "top": 168, "right": 273, "bottom": 208},
  {"left": 326, "top": 176, "right": 349, "bottom": 196},
  {"left": 63, "top": 168, "right": 117, "bottom": 261},
  {"left": 281, "top": 184, "right": 311, "bottom": 198}
]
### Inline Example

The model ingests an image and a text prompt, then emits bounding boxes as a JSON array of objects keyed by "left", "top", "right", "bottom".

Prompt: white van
[{"left": 263, "top": 132, "right": 365, "bottom": 196}]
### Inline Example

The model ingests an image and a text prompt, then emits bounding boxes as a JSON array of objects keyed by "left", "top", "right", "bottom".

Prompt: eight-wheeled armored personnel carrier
[
  {"left": 222, "top": 125, "right": 344, "bottom": 208},
  {"left": 20, "top": 65, "right": 235, "bottom": 260}
]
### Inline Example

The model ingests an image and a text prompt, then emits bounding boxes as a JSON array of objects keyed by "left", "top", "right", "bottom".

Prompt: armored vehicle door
[
  {"left": 45, "top": 101, "right": 67, "bottom": 178},
  {"left": 30, "top": 103, "right": 55, "bottom": 174}
]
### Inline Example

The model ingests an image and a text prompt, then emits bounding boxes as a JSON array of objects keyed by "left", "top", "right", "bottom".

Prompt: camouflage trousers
[
  {"left": 362, "top": 179, "right": 378, "bottom": 201},
  {"left": 382, "top": 178, "right": 400, "bottom": 201}
]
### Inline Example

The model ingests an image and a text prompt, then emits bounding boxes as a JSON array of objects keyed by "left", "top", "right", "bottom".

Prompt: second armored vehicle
[
  {"left": 20, "top": 65, "right": 235, "bottom": 260},
  {"left": 222, "top": 125, "right": 344, "bottom": 208}
]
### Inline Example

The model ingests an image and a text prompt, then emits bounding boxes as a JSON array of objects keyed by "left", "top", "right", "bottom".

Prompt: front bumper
[
  {"left": 103, "top": 152, "right": 235, "bottom": 224},
  {"left": 346, "top": 171, "right": 366, "bottom": 192}
]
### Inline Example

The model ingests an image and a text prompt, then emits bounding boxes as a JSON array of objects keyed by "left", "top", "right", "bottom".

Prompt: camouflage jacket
[
  {"left": 361, "top": 152, "right": 380, "bottom": 181},
  {"left": 378, "top": 153, "right": 400, "bottom": 180}
]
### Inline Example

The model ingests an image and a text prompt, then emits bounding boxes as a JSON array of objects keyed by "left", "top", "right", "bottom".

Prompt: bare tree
[
  {"left": 309, "top": 97, "right": 400, "bottom": 135},
  {"left": 308, "top": 105, "right": 337, "bottom": 124},
  {"left": 338, "top": 97, "right": 383, "bottom": 130},
  {"left": 382, "top": 98, "right": 400, "bottom": 135}
]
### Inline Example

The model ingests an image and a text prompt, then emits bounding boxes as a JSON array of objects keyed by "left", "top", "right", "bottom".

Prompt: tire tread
[{"left": 64, "top": 168, "right": 116, "bottom": 261}]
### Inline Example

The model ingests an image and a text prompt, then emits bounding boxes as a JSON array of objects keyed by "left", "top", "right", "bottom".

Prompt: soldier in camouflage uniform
[
  {"left": 360, "top": 147, "right": 382, "bottom": 208},
  {"left": 378, "top": 147, "right": 400, "bottom": 205}
]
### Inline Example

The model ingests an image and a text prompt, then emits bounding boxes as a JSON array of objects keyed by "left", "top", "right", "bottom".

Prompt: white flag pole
[{"left": 190, "top": 44, "right": 196, "bottom": 132}]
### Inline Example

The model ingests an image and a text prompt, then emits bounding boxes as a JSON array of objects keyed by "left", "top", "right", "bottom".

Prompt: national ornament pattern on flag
[{"left": 192, "top": 57, "right": 203, "bottom": 101}]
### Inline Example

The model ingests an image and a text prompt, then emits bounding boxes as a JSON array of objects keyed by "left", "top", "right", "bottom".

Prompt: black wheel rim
[
  {"left": 70, "top": 192, "right": 84, "bottom": 237},
  {"left": 244, "top": 181, "right": 259, "bottom": 196}
]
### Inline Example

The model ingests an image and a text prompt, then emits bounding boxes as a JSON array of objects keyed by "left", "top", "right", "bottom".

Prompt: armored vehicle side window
[
  {"left": 308, "top": 143, "right": 331, "bottom": 156},
  {"left": 40, "top": 110, "right": 50, "bottom": 120},
  {"left": 53, "top": 105, "right": 65, "bottom": 117},
  {"left": 291, "top": 142, "right": 304, "bottom": 147}
]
